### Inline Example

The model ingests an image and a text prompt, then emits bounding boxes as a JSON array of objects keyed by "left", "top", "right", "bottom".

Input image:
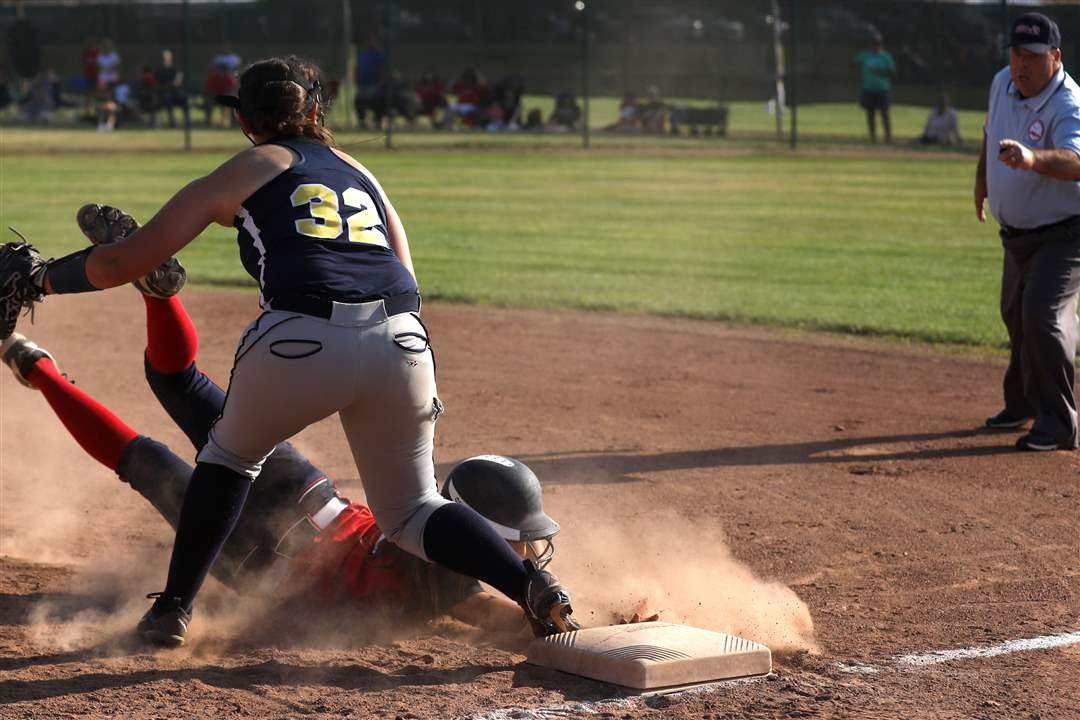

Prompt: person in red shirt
[
  {"left": 414, "top": 70, "right": 448, "bottom": 129},
  {"left": 80, "top": 40, "right": 99, "bottom": 119},
  {"left": 449, "top": 68, "right": 488, "bottom": 128},
  {"left": 203, "top": 62, "right": 236, "bottom": 127}
]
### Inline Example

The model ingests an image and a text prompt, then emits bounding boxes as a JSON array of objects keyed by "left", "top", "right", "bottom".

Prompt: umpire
[{"left": 976, "top": 12, "right": 1080, "bottom": 451}]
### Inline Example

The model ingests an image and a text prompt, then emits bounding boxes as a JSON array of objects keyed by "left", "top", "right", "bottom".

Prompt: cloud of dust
[
  {"left": 553, "top": 508, "right": 819, "bottom": 654},
  {"left": 0, "top": 399, "right": 125, "bottom": 565},
  {"left": 24, "top": 552, "right": 332, "bottom": 656},
  {"left": 5, "top": 386, "right": 814, "bottom": 656},
  {"left": 1, "top": 384, "right": 426, "bottom": 659},
  {"left": 25, "top": 544, "right": 429, "bottom": 657}
]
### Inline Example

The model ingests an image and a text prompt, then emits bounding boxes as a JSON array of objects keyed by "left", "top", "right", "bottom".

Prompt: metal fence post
[
  {"left": 384, "top": 0, "right": 395, "bottom": 150},
  {"left": 1001, "top": 0, "right": 1009, "bottom": 66},
  {"left": 183, "top": 0, "right": 191, "bottom": 151},
  {"left": 342, "top": 0, "right": 352, "bottom": 131},
  {"left": 789, "top": 0, "right": 799, "bottom": 150},
  {"left": 770, "top": 0, "right": 784, "bottom": 141},
  {"left": 580, "top": 0, "right": 590, "bottom": 149}
]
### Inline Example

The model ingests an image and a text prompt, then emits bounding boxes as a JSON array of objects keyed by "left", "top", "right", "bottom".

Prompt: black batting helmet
[{"left": 441, "top": 455, "right": 559, "bottom": 541}]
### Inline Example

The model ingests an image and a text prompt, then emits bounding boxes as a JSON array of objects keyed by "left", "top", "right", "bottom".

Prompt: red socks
[
  {"left": 27, "top": 359, "right": 138, "bottom": 471},
  {"left": 143, "top": 295, "right": 198, "bottom": 374},
  {"left": 18, "top": 295, "right": 198, "bottom": 471}
]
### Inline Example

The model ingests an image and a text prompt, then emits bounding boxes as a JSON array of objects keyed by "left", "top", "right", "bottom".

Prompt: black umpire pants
[{"left": 1000, "top": 219, "right": 1080, "bottom": 448}]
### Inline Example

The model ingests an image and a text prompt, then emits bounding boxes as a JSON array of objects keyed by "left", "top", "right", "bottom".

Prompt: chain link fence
[{"left": 0, "top": 0, "right": 1077, "bottom": 147}]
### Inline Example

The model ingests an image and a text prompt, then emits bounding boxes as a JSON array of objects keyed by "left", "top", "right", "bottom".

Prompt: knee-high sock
[
  {"left": 27, "top": 359, "right": 137, "bottom": 470},
  {"left": 422, "top": 502, "right": 528, "bottom": 601},
  {"left": 144, "top": 295, "right": 198, "bottom": 374},
  {"left": 160, "top": 461, "right": 251, "bottom": 612}
]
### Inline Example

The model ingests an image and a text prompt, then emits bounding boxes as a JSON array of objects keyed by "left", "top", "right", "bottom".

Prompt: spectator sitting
[
  {"left": 638, "top": 85, "right": 666, "bottom": 134},
  {"left": 450, "top": 67, "right": 488, "bottom": 128},
  {"left": 524, "top": 107, "right": 544, "bottom": 130},
  {"left": 113, "top": 77, "right": 137, "bottom": 123},
  {"left": 484, "top": 101, "right": 505, "bottom": 131},
  {"left": 606, "top": 90, "right": 640, "bottom": 132},
  {"left": 370, "top": 72, "right": 418, "bottom": 130},
  {"left": 491, "top": 74, "right": 525, "bottom": 129},
  {"left": 204, "top": 61, "right": 236, "bottom": 127},
  {"left": 154, "top": 49, "right": 185, "bottom": 128},
  {"left": 414, "top": 70, "right": 448, "bottom": 128},
  {"left": 546, "top": 90, "right": 581, "bottom": 131},
  {"left": 80, "top": 38, "right": 99, "bottom": 118},
  {"left": 95, "top": 84, "right": 117, "bottom": 131},
  {"left": 137, "top": 65, "right": 158, "bottom": 125},
  {"left": 47, "top": 69, "right": 76, "bottom": 109},
  {"left": 0, "top": 69, "right": 12, "bottom": 119},
  {"left": 96, "top": 39, "right": 120, "bottom": 90},
  {"left": 18, "top": 71, "right": 54, "bottom": 123},
  {"left": 918, "top": 94, "right": 962, "bottom": 146}
]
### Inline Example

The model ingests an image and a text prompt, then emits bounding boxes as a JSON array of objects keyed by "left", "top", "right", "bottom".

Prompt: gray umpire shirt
[{"left": 986, "top": 65, "right": 1080, "bottom": 230}]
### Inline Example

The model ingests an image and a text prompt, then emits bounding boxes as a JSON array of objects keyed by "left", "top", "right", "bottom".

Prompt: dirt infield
[{"left": 2, "top": 288, "right": 1079, "bottom": 719}]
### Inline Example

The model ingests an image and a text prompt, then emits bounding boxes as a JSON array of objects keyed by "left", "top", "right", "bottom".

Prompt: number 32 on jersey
[{"left": 290, "top": 183, "right": 388, "bottom": 247}]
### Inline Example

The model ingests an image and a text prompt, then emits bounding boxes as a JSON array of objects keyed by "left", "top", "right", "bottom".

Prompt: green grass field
[{"left": 0, "top": 116, "right": 1004, "bottom": 350}]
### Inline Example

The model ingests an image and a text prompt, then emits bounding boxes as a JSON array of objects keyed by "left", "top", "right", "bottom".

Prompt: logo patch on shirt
[{"left": 1028, "top": 119, "right": 1045, "bottom": 143}]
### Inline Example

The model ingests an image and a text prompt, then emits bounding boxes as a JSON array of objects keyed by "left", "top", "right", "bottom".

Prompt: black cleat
[
  {"left": 1015, "top": 432, "right": 1068, "bottom": 452},
  {"left": 985, "top": 410, "right": 1030, "bottom": 430},
  {"left": 518, "top": 559, "right": 581, "bottom": 637},
  {"left": 76, "top": 203, "right": 186, "bottom": 299},
  {"left": 1, "top": 333, "right": 54, "bottom": 388},
  {"left": 136, "top": 593, "right": 191, "bottom": 648}
]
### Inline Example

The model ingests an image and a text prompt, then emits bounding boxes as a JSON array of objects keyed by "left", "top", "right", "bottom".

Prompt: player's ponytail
[{"left": 233, "top": 56, "right": 338, "bottom": 147}]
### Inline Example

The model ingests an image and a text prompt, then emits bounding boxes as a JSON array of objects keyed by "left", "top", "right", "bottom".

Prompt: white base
[{"left": 527, "top": 621, "right": 772, "bottom": 690}]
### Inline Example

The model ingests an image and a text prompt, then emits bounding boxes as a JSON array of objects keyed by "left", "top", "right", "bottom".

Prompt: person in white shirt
[
  {"left": 96, "top": 39, "right": 120, "bottom": 89},
  {"left": 919, "top": 95, "right": 962, "bottom": 146}
]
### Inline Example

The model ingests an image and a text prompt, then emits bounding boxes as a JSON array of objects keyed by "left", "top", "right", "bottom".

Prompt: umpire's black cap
[{"left": 1005, "top": 12, "right": 1061, "bottom": 55}]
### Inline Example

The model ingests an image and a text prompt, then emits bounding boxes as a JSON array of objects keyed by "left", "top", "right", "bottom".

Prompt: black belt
[
  {"left": 1000, "top": 215, "right": 1080, "bottom": 239},
  {"left": 269, "top": 292, "right": 420, "bottom": 319}
]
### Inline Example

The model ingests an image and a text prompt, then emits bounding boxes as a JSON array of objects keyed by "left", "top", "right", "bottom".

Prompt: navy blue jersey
[{"left": 234, "top": 136, "right": 417, "bottom": 306}]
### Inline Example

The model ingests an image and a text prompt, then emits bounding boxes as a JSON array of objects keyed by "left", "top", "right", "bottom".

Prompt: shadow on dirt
[
  {"left": 0, "top": 657, "right": 515, "bottom": 706},
  {"left": 500, "top": 429, "right": 1017, "bottom": 484},
  {"left": 0, "top": 591, "right": 126, "bottom": 626},
  {"left": 510, "top": 663, "right": 630, "bottom": 703}
]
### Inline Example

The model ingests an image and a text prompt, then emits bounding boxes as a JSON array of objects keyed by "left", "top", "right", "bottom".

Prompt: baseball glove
[{"left": 0, "top": 240, "right": 47, "bottom": 339}]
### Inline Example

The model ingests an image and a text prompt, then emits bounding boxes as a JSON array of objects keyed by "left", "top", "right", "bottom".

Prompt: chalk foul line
[{"left": 837, "top": 629, "right": 1080, "bottom": 674}]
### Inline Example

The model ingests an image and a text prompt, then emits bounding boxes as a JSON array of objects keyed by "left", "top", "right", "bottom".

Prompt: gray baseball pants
[
  {"left": 999, "top": 220, "right": 1080, "bottom": 448},
  {"left": 197, "top": 299, "right": 451, "bottom": 559}
]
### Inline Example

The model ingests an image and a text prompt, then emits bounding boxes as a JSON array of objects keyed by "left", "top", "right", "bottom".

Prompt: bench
[{"left": 669, "top": 106, "right": 728, "bottom": 137}]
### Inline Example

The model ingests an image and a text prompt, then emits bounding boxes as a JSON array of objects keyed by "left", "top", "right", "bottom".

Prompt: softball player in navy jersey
[{"left": 28, "top": 55, "right": 577, "bottom": 645}]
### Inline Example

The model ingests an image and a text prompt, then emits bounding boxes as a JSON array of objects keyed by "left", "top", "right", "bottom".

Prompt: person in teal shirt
[{"left": 853, "top": 33, "right": 896, "bottom": 143}]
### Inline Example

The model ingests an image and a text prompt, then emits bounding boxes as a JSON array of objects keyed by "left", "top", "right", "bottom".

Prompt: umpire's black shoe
[
  {"left": 985, "top": 410, "right": 1030, "bottom": 430},
  {"left": 137, "top": 593, "right": 191, "bottom": 648},
  {"left": 518, "top": 560, "right": 581, "bottom": 638},
  {"left": 1015, "top": 432, "right": 1070, "bottom": 452}
]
